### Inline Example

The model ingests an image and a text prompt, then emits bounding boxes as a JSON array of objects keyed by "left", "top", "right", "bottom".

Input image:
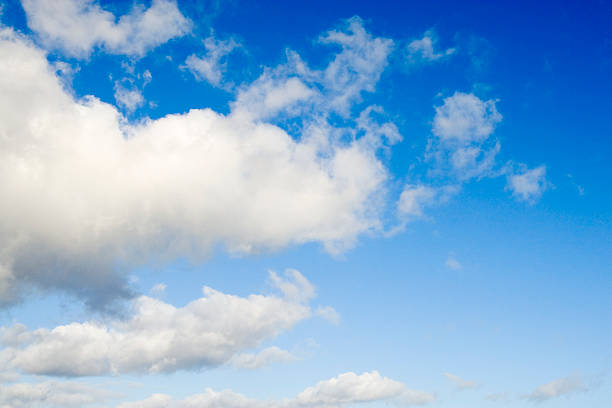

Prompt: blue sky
[{"left": 0, "top": 0, "right": 610, "bottom": 407}]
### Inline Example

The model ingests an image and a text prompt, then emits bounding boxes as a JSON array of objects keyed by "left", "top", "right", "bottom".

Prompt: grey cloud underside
[{"left": 0, "top": 17, "right": 399, "bottom": 309}]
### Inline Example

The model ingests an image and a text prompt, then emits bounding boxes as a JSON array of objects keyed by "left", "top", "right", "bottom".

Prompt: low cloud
[
  {"left": 117, "top": 371, "right": 435, "bottom": 408},
  {"left": 0, "top": 20, "right": 398, "bottom": 309},
  {"left": 0, "top": 270, "right": 329, "bottom": 376}
]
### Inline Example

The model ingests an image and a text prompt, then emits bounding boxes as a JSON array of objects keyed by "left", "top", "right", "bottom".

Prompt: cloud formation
[
  {"left": 405, "top": 29, "right": 455, "bottom": 66},
  {"left": 527, "top": 375, "right": 586, "bottom": 402},
  {"left": 116, "top": 371, "right": 435, "bottom": 408},
  {"left": 21, "top": 0, "right": 191, "bottom": 57},
  {"left": 0, "top": 20, "right": 397, "bottom": 308},
  {"left": 0, "top": 270, "right": 329, "bottom": 376},
  {"left": 185, "top": 35, "right": 240, "bottom": 87}
]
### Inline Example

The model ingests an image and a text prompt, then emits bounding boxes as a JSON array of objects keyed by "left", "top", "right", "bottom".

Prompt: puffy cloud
[
  {"left": 432, "top": 92, "right": 501, "bottom": 145},
  {"left": 117, "top": 371, "right": 435, "bottom": 408},
  {"left": 505, "top": 164, "right": 548, "bottom": 203},
  {"left": 527, "top": 375, "right": 585, "bottom": 402},
  {"left": 0, "top": 270, "right": 323, "bottom": 376},
  {"left": 0, "top": 22, "right": 397, "bottom": 308},
  {"left": 443, "top": 372, "right": 477, "bottom": 390},
  {"left": 21, "top": 0, "right": 191, "bottom": 58},
  {"left": 185, "top": 35, "right": 240, "bottom": 87},
  {"left": 405, "top": 29, "right": 455, "bottom": 65},
  {"left": 0, "top": 380, "right": 115, "bottom": 408}
]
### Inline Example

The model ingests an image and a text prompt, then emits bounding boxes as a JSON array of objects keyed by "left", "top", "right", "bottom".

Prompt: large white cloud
[
  {"left": 0, "top": 270, "right": 329, "bottom": 376},
  {"left": 116, "top": 371, "right": 435, "bottom": 408},
  {"left": 0, "top": 20, "right": 398, "bottom": 308},
  {"left": 21, "top": 0, "right": 191, "bottom": 57}
]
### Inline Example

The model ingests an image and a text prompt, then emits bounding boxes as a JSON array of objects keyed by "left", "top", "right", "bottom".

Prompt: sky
[{"left": 0, "top": 0, "right": 610, "bottom": 407}]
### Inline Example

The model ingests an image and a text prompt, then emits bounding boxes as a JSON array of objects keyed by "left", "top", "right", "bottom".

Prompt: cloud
[
  {"left": 0, "top": 21, "right": 398, "bottom": 309},
  {"left": 443, "top": 372, "right": 477, "bottom": 390},
  {"left": 232, "top": 16, "right": 395, "bottom": 121},
  {"left": 432, "top": 91, "right": 501, "bottom": 146},
  {"left": 316, "top": 306, "right": 341, "bottom": 325},
  {"left": 185, "top": 35, "right": 240, "bottom": 87},
  {"left": 0, "top": 380, "right": 115, "bottom": 408},
  {"left": 113, "top": 82, "right": 145, "bottom": 112},
  {"left": 527, "top": 375, "right": 586, "bottom": 402},
  {"left": 444, "top": 256, "right": 462, "bottom": 271},
  {"left": 397, "top": 184, "right": 458, "bottom": 218},
  {"left": 117, "top": 371, "right": 435, "bottom": 407},
  {"left": 228, "top": 346, "right": 295, "bottom": 369},
  {"left": 505, "top": 164, "right": 548, "bottom": 203},
  {"left": 21, "top": 0, "right": 191, "bottom": 58},
  {"left": 397, "top": 185, "right": 437, "bottom": 217},
  {"left": 427, "top": 92, "right": 503, "bottom": 182},
  {"left": 405, "top": 29, "right": 455, "bottom": 65},
  {"left": 0, "top": 270, "right": 327, "bottom": 376}
]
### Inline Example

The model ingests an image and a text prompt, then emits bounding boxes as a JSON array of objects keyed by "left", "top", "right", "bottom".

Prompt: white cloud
[
  {"left": 21, "top": 0, "right": 191, "bottom": 58},
  {"left": 0, "top": 380, "right": 115, "bottom": 408},
  {"left": 0, "top": 23, "right": 397, "bottom": 308},
  {"left": 117, "top": 371, "right": 435, "bottom": 408},
  {"left": 0, "top": 270, "right": 321, "bottom": 376},
  {"left": 398, "top": 185, "right": 438, "bottom": 217},
  {"left": 429, "top": 92, "right": 502, "bottom": 181},
  {"left": 229, "top": 346, "right": 295, "bottom": 369},
  {"left": 113, "top": 82, "right": 145, "bottom": 112},
  {"left": 318, "top": 17, "right": 394, "bottom": 115},
  {"left": 506, "top": 164, "right": 548, "bottom": 203},
  {"left": 443, "top": 372, "right": 477, "bottom": 390},
  {"left": 185, "top": 35, "right": 239, "bottom": 87},
  {"left": 397, "top": 184, "right": 458, "bottom": 218},
  {"left": 432, "top": 92, "right": 501, "bottom": 146},
  {"left": 232, "top": 16, "right": 395, "bottom": 121},
  {"left": 527, "top": 375, "right": 585, "bottom": 402},
  {"left": 406, "top": 29, "right": 455, "bottom": 65}
]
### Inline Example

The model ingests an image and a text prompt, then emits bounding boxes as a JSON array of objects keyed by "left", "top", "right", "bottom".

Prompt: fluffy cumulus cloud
[
  {"left": 527, "top": 375, "right": 586, "bottom": 402},
  {"left": 185, "top": 35, "right": 240, "bottom": 87},
  {"left": 21, "top": 0, "right": 191, "bottom": 57},
  {"left": 0, "top": 20, "right": 399, "bottom": 308},
  {"left": 116, "top": 371, "right": 435, "bottom": 408},
  {"left": 0, "top": 270, "right": 332, "bottom": 376},
  {"left": 405, "top": 29, "right": 455, "bottom": 66}
]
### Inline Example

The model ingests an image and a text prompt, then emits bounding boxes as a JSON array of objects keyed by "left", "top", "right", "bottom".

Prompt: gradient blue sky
[{"left": 0, "top": 1, "right": 610, "bottom": 407}]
